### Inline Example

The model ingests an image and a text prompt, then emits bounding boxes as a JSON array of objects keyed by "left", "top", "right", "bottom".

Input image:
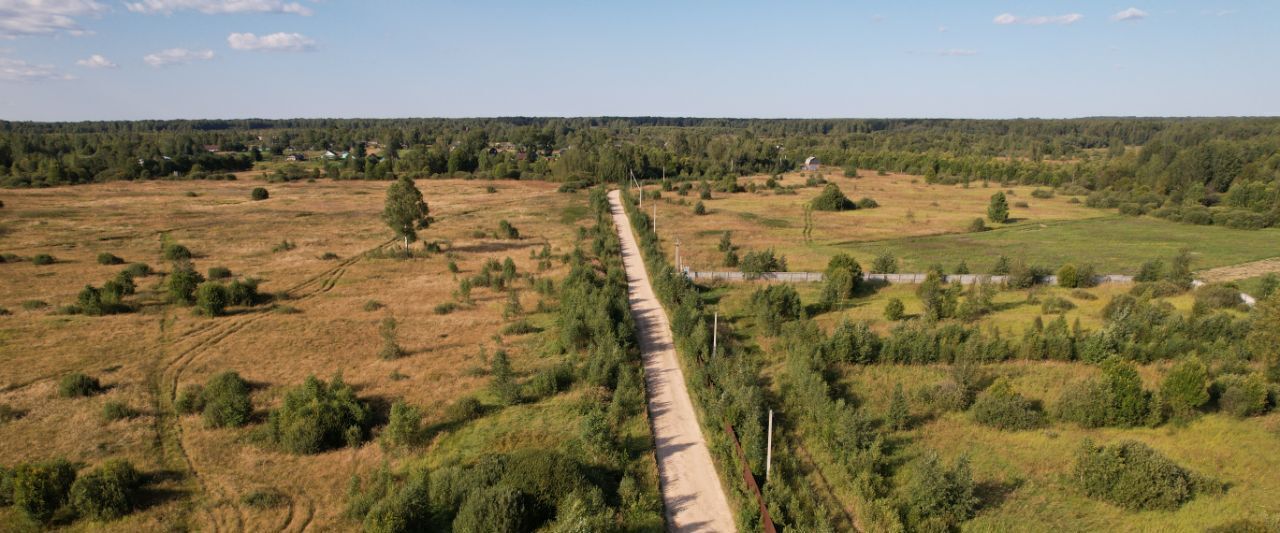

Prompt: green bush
[
  {"left": 162, "top": 243, "right": 192, "bottom": 261},
  {"left": 363, "top": 300, "right": 384, "bottom": 312},
  {"left": 971, "top": 377, "right": 1046, "bottom": 430},
  {"left": 1195, "top": 283, "right": 1243, "bottom": 310},
  {"left": 251, "top": 187, "right": 269, "bottom": 201},
  {"left": 379, "top": 317, "right": 404, "bottom": 360},
  {"left": 123, "top": 263, "right": 152, "bottom": 277},
  {"left": 1072, "top": 439, "right": 1213, "bottom": 511},
  {"left": 856, "top": 197, "right": 879, "bottom": 209},
  {"left": 445, "top": 397, "right": 483, "bottom": 424},
  {"left": 1057, "top": 264, "right": 1078, "bottom": 288},
  {"left": 810, "top": 183, "right": 855, "bottom": 211},
  {"left": 497, "top": 219, "right": 520, "bottom": 239},
  {"left": 987, "top": 192, "right": 1010, "bottom": 223},
  {"left": 884, "top": 298, "right": 905, "bottom": 321},
  {"left": 100, "top": 401, "right": 135, "bottom": 422},
  {"left": 1040, "top": 296, "right": 1076, "bottom": 314},
  {"left": 207, "top": 266, "right": 232, "bottom": 280},
  {"left": 871, "top": 253, "right": 898, "bottom": 274},
  {"left": 1215, "top": 373, "right": 1268, "bottom": 418},
  {"left": 266, "top": 375, "right": 369, "bottom": 454},
  {"left": 1160, "top": 357, "right": 1209, "bottom": 421},
  {"left": 750, "top": 284, "right": 803, "bottom": 336},
  {"left": 32, "top": 253, "right": 55, "bottom": 265},
  {"left": 967, "top": 218, "right": 988, "bottom": 232},
  {"left": 97, "top": 253, "right": 124, "bottom": 265},
  {"left": 69, "top": 459, "right": 141, "bottom": 521},
  {"left": 202, "top": 371, "right": 253, "bottom": 428},
  {"left": 1054, "top": 379, "right": 1112, "bottom": 428},
  {"left": 901, "top": 454, "right": 978, "bottom": 531},
  {"left": 195, "top": 281, "right": 230, "bottom": 317},
  {"left": 380, "top": 400, "right": 422, "bottom": 448},
  {"left": 819, "top": 254, "right": 863, "bottom": 307},
  {"left": 13, "top": 459, "right": 76, "bottom": 524},
  {"left": 225, "top": 278, "right": 261, "bottom": 307},
  {"left": 175, "top": 384, "right": 205, "bottom": 414},
  {"left": 59, "top": 373, "right": 102, "bottom": 398},
  {"left": 165, "top": 260, "right": 204, "bottom": 305},
  {"left": 241, "top": 489, "right": 288, "bottom": 509},
  {"left": 452, "top": 486, "right": 526, "bottom": 533},
  {"left": 692, "top": 201, "right": 706, "bottom": 215},
  {"left": 738, "top": 248, "right": 786, "bottom": 277}
]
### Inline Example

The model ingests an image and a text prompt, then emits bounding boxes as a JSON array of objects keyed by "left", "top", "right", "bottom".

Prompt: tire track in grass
[{"left": 159, "top": 239, "right": 391, "bottom": 532}]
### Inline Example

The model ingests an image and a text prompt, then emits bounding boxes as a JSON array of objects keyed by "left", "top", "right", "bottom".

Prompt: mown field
[
  {"left": 0, "top": 178, "right": 659, "bottom": 531},
  {"left": 651, "top": 168, "right": 1280, "bottom": 275}
]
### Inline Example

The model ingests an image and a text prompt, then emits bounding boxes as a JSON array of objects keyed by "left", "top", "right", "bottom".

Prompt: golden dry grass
[{"left": 0, "top": 178, "right": 588, "bottom": 531}]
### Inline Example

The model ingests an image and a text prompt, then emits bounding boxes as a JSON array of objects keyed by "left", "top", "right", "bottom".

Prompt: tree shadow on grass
[{"left": 974, "top": 478, "right": 1024, "bottom": 510}]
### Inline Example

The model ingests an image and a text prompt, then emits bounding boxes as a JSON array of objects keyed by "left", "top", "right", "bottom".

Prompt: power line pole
[
  {"left": 652, "top": 202, "right": 657, "bottom": 234},
  {"left": 712, "top": 311, "right": 717, "bottom": 357},
  {"left": 766, "top": 409, "right": 774, "bottom": 483}
]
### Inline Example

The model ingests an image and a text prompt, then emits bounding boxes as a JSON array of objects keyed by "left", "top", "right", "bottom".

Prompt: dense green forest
[{"left": 4, "top": 117, "right": 1278, "bottom": 227}]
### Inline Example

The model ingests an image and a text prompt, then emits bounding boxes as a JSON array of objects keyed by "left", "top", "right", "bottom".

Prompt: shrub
[
  {"left": 123, "top": 263, "right": 152, "bottom": 277},
  {"left": 1161, "top": 357, "right": 1209, "bottom": 421},
  {"left": 165, "top": 260, "right": 204, "bottom": 305},
  {"left": 1040, "top": 296, "right": 1076, "bottom": 314},
  {"left": 445, "top": 397, "right": 483, "bottom": 424},
  {"left": 987, "top": 192, "right": 1010, "bottom": 223},
  {"left": 967, "top": 218, "right": 988, "bottom": 232},
  {"left": 1055, "top": 378, "right": 1112, "bottom": 428},
  {"left": 739, "top": 248, "right": 786, "bottom": 277},
  {"left": 271, "top": 239, "right": 296, "bottom": 253},
  {"left": 321, "top": 251, "right": 340, "bottom": 260},
  {"left": 97, "top": 253, "right": 124, "bottom": 265},
  {"left": 381, "top": 400, "right": 423, "bottom": 448},
  {"left": 498, "top": 220, "right": 520, "bottom": 239},
  {"left": 266, "top": 375, "right": 370, "bottom": 454},
  {"left": 31, "top": 253, "right": 55, "bottom": 265},
  {"left": 69, "top": 459, "right": 141, "bottom": 521},
  {"left": 21, "top": 300, "right": 48, "bottom": 310},
  {"left": 1195, "top": 283, "right": 1243, "bottom": 310},
  {"left": 195, "top": 282, "right": 229, "bottom": 317},
  {"left": 251, "top": 187, "right": 269, "bottom": 201},
  {"left": 207, "top": 266, "right": 232, "bottom": 280},
  {"left": 433, "top": 302, "right": 458, "bottom": 315},
  {"left": 453, "top": 486, "right": 526, "bottom": 533},
  {"left": 901, "top": 454, "right": 978, "bottom": 531},
  {"left": 242, "top": 489, "right": 288, "bottom": 509},
  {"left": 1072, "top": 439, "right": 1214, "bottom": 511},
  {"left": 820, "top": 253, "right": 863, "bottom": 307},
  {"left": 1014, "top": 200, "right": 1030, "bottom": 208},
  {"left": 100, "top": 401, "right": 135, "bottom": 422},
  {"left": 12, "top": 459, "right": 76, "bottom": 524},
  {"left": 203, "top": 371, "right": 253, "bottom": 428},
  {"left": 1057, "top": 264, "right": 1078, "bottom": 288},
  {"left": 59, "top": 373, "right": 102, "bottom": 398},
  {"left": 856, "top": 197, "right": 879, "bottom": 209},
  {"left": 225, "top": 278, "right": 261, "bottom": 307},
  {"left": 971, "top": 377, "right": 1045, "bottom": 430},
  {"left": 871, "top": 253, "right": 898, "bottom": 274},
  {"left": 692, "top": 201, "right": 706, "bottom": 215},
  {"left": 884, "top": 298, "right": 905, "bottom": 321},
  {"left": 162, "top": 243, "right": 192, "bottom": 261},
  {"left": 379, "top": 317, "right": 404, "bottom": 360},
  {"left": 810, "top": 183, "right": 855, "bottom": 211},
  {"left": 751, "top": 284, "right": 803, "bottom": 336},
  {"left": 363, "top": 300, "right": 384, "bottom": 312},
  {"left": 1031, "top": 188, "right": 1055, "bottom": 199},
  {"left": 1215, "top": 373, "right": 1268, "bottom": 418},
  {"left": 490, "top": 350, "right": 519, "bottom": 406},
  {"left": 501, "top": 320, "right": 539, "bottom": 336},
  {"left": 1069, "top": 289, "right": 1097, "bottom": 301},
  {"left": 175, "top": 384, "right": 205, "bottom": 414}
]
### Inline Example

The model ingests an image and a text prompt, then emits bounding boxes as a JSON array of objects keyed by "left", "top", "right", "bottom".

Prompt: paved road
[{"left": 608, "top": 190, "right": 736, "bottom": 533}]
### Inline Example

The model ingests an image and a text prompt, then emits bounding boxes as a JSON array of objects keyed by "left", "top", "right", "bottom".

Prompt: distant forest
[{"left": 3, "top": 117, "right": 1278, "bottom": 227}]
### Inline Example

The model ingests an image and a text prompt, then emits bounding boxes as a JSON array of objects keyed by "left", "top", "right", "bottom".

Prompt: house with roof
[{"left": 803, "top": 156, "right": 820, "bottom": 171}]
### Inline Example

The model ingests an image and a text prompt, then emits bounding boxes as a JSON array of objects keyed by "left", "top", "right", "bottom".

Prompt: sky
[{"left": 0, "top": 0, "right": 1277, "bottom": 121}]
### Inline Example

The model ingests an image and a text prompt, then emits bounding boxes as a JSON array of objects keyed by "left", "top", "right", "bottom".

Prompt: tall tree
[{"left": 382, "top": 175, "right": 429, "bottom": 247}]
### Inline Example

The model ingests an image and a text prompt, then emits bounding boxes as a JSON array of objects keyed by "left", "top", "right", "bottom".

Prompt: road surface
[{"left": 608, "top": 190, "right": 736, "bottom": 533}]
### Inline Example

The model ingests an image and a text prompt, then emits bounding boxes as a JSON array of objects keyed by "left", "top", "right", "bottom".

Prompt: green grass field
[{"left": 832, "top": 216, "right": 1280, "bottom": 275}]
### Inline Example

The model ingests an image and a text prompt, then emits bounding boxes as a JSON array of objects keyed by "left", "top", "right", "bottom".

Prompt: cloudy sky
[{"left": 0, "top": 0, "right": 1276, "bottom": 120}]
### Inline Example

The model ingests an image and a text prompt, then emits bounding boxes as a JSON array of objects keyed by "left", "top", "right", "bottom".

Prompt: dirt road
[{"left": 608, "top": 190, "right": 736, "bottom": 532}]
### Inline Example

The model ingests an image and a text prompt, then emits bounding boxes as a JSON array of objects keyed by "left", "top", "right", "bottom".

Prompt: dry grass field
[{"left": 0, "top": 178, "right": 595, "bottom": 531}]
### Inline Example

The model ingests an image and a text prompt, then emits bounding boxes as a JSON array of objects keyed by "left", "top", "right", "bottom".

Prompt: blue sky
[{"left": 0, "top": 0, "right": 1276, "bottom": 121}]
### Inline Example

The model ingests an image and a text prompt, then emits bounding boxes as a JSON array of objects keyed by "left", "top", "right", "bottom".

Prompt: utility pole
[
  {"left": 652, "top": 202, "right": 657, "bottom": 233},
  {"left": 712, "top": 312, "right": 718, "bottom": 357},
  {"left": 631, "top": 169, "right": 642, "bottom": 209},
  {"left": 766, "top": 409, "right": 774, "bottom": 483},
  {"left": 675, "top": 238, "right": 681, "bottom": 272}
]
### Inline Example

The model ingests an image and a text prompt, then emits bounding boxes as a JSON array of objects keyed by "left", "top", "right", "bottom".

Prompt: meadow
[
  {"left": 652, "top": 168, "right": 1280, "bottom": 275},
  {"left": 0, "top": 178, "right": 659, "bottom": 531}
]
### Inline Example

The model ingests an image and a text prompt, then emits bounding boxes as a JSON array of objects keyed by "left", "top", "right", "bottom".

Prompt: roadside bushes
[
  {"left": 265, "top": 375, "right": 370, "bottom": 454},
  {"left": 971, "top": 377, "right": 1045, "bottom": 430},
  {"left": 1072, "top": 440, "right": 1219, "bottom": 511}
]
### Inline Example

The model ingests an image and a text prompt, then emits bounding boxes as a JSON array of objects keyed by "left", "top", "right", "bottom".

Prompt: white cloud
[
  {"left": 1202, "top": 9, "right": 1237, "bottom": 16},
  {"left": 993, "top": 13, "right": 1083, "bottom": 25},
  {"left": 76, "top": 53, "right": 116, "bottom": 68},
  {"left": 0, "top": 56, "right": 72, "bottom": 81},
  {"left": 939, "top": 48, "right": 977, "bottom": 57},
  {"left": 1111, "top": 7, "right": 1148, "bottom": 21},
  {"left": 125, "top": 0, "right": 311, "bottom": 16},
  {"left": 227, "top": 31, "right": 315, "bottom": 52},
  {"left": 0, "top": 0, "right": 106, "bottom": 38},
  {"left": 937, "top": 25, "right": 948, "bottom": 33},
  {"left": 144, "top": 47, "right": 214, "bottom": 67}
]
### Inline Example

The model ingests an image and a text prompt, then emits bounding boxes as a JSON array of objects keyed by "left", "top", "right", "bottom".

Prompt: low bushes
[
  {"left": 264, "top": 375, "right": 370, "bottom": 454},
  {"left": 1214, "top": 373, "right": 1268, "bottom": 418},
  {"left": 97, "top": 253, "right": 124, "bottom": 265},
  {"left": 1072, "top": 439, "right": 1219, "bottom": 511},
  {"left": 971, "top": 377, "right": 1045, "bottom": 430},
  {"left": 12, "top": 459, "right": 76, "bottom": 524},
  {"left": 59, "top": 373, "right": 102, "bottom": 398},
  {"left": 69, "top": 459, "right": 142, "bottom": 521},
  {"left": 810, "top": 183, "right": 855, "bottom": 211},
  {"left": 32, "top": 253, "right": 55, "bottom": 265},
  {"left": 750, "top": 284, "right": 803, "bottom": 336},
  {"left": 202, "top": 371, "right": 253, "bottom": 428},
  {"left": 251, "top": 187, "right": 269, "bottom": 201},
  {"left": 162, "top": 243, "right": 192, "bottom": 261}
]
